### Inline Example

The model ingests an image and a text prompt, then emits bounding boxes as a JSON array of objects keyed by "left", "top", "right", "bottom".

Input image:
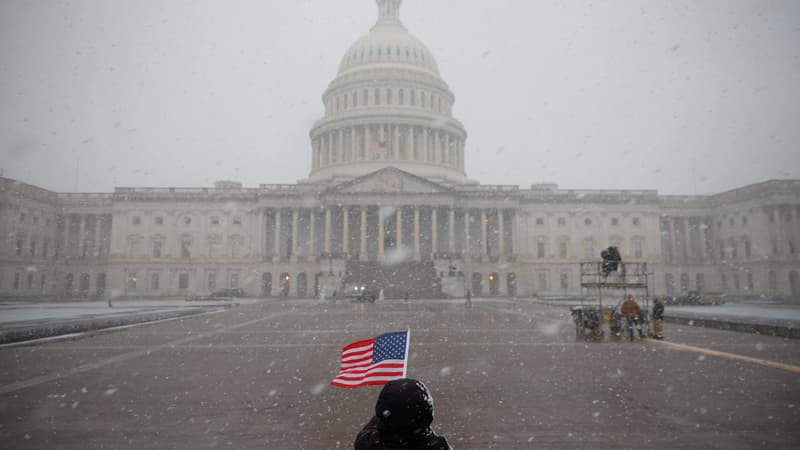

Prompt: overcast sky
[{"left": 1, "top": 0, "right": 798, "bottom": 195}]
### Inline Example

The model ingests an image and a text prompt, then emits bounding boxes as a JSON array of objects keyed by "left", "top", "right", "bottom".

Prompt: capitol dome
[{"left": 304, "top": 0, "right": 472, "bottom": 186}]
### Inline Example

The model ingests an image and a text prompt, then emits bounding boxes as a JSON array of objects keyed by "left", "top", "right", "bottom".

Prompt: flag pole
[{"left": 403, "top": 327, "right": 410, "bottom": 378}]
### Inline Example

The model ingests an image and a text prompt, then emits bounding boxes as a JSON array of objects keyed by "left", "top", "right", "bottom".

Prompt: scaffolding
[{"left": 573, "top": 261, "right": 654, "bottom": 341}]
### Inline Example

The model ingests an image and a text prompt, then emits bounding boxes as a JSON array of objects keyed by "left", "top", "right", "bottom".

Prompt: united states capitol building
[{"left": 2, "top": 0, "right": 799, "bottom": 300}]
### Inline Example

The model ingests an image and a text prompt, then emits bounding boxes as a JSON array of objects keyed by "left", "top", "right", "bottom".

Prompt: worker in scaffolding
[{"left": 620, "top": 294, "right": 643, "bottom": 341}]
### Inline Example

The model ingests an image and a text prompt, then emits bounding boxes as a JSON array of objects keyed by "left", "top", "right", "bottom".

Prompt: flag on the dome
[
  {"left": 330, "top": 330, "right": 409, "bottom": 389},
  {"left": 371, "top": 139, "right": 388, "bottom": 157}
]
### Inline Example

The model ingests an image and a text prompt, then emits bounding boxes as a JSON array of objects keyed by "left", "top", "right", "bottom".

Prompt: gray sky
[{"left": 1, "top": 0, "right": 799, "bottom": 194}]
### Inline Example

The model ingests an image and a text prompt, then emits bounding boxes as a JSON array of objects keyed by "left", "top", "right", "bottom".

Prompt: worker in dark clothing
[
  {"left": 652, "top": 297, "right": 665, "bottom": 339},
  {"left": 355, "top": 378, "right": 452, "bottom": 450}
]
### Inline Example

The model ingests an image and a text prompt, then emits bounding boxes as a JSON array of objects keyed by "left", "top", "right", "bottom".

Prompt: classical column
[
  {"left": 338, "top": 130, "right": 344, "bottom": 162},
  {"left": 413, "top": 207, "right": 420, "bottom": 260},
  {"left": 291, "top": 208, "right": 299, "bottom": 262},
  {"left": 480, "top": 209, "right": 488, "bottom": 262},
  {"left": 324, "top": 207, "right": 332, "bottom": 255},
  {"left": 308, "top": 209, "right": 316, "bottom": 262},
  {"left": 378, "top": 212, "right": 385, "bottom": 260},
  {"left": 342, "top": 207, "right": 350, "bottom": 257},
  {"left": 498, "top": 209, "right": 505, "bottom": 259},
  {"left": 393, "top": 125, "right": 400, "bottom": 160},
  {"left": 422, "top": 128, "right": 428, "bottom": 161},
  {"left": 350, "top": 127, "right": 356, "bottom": 162},
  {"left": 92, "top": 215, "right": 101, "bottom": 257},
  {"left": 62, "top": 215, "right": 69, "bottom": 258},
  {"left": 406, "top": 126, "right": 413, "bottom": 160},
  {"left": 443, "top": 134, "right": 450, "bottom": 165},
  {"left": 431, "top": 207, "right": 438, "bottom": 259},
  {"left": 448, "top": 208, "right": 455, "bottom": 253},
  {"left": 464, "top": 209, "right": 471, "bottom": 262},
  {"left": 273, "top": 209, "right": 281, "bottom": 263},
  {"left": 363, "top": 125, "right": 370, "bottom": 160},
  {"left": 396, "top": 208, "right": 403, "bottom": 248},
  {"left": 682, "top": 218, "right": 690, "bottom": 262},
  {"left": 78, "top": 215, "right": 86, "bottom": 257},
  {"left": 360, "top": 207, "right": 367, "bottom": 261}
]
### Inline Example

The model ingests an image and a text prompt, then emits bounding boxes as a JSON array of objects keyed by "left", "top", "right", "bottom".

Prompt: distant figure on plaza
[
  {"left": 378, "top": 289, "right": 385, "bottom": 302},
  {"left": 465, "top": 289, "right": 472, "bottom": 307},
  {"left": 652, "top": 297, "right": 665, "bottom": 340},
  {"left": 355, "top": 378, "right": 452, "bottom": 450},
  {"left": 620, "top": 294, "right": 643, "bottom": 340},
  {"left": 404, "top": 291, "right": 409, "bottom": 302},
  {"left": 332, "top": 290, "right": 337, "bottom": 305}
]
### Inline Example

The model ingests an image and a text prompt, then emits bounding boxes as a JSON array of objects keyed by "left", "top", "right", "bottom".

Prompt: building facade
[{"left": 2, "top": 0, "right": 799, "bottom": 300}]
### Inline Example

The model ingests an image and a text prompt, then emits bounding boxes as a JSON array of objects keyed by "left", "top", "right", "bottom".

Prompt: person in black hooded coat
[{"left": 354, "top": 378, "right": 452, "bottom": 450}]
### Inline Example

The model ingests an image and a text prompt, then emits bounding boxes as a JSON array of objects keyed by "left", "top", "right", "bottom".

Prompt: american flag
[
  {"left": 371, "top": 139, "right": 388, "bottom": 157},
  {"left": 330, "top": 331, "right": 409, "bottom": 389}
]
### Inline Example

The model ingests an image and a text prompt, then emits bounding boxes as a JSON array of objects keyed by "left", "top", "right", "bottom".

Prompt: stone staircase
[{"left": 344, "top": 260, "right": 444, "bottom": 299}]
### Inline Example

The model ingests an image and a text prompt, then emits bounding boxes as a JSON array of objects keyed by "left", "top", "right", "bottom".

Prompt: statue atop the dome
[{"left": 376, "top": 0, "right": 402, "bottom": 22}]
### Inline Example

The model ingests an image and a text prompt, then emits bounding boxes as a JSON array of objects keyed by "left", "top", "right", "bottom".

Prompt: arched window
[
  {"left": 374, "top": 88, "right": 380, "bottom": 105},
  {"left": 353, "top": 91, "right": 358, "bottom": 107},
  {"left": 410, "top": 90, "right": 416, "bottom": 106},
  {"left": 399, "top": 89, "right": 405, "bottom": 105},
  {"left": 363, "top": 89, "right": 368, "bottom": 106},
  {"left": 386, "top": 88, "right": 392, "bottom": 104},
  {"left": 421, "top": 91, "right": 426, "bottom": 108}
]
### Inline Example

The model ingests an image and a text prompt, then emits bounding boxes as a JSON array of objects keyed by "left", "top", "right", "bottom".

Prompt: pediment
[{"left": 331, "top": 167, "right": 452, "bottom": 194}]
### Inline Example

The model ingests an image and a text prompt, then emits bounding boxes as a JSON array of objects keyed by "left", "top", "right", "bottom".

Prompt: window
[
  {"left": 155, "top": 216, "right": 163, "bottom": 225},
  {"left": 557, "top": 217, "right": 566, "bottom": 226},
  {"left": 29, "top": 240, "right": 36, "bottom": 257},
  {"left": 43, "top": 241, "right": 48, "bottom": 258},
  {"left": 611, "top": 218, "right": 619, "bottom": 226},
  {"left": 33, "top": 216, "right": 39, "bottom": 225},
  {"left": 27, "top": 273, "right": 33, "bottom": 289},
  {"left": 132, "top": 216, "right": 141, "bottom": 225},
  {"left": 680, "top": 273, "right": 689, "bottom": 291},
  {"left": 16, "top": 239, "right": 23, "bottom": 256},
  {"left": 558, "top": 241, "right": 568, "bottom": 258},
  {"left": 536, "top": 218, "right": 544, "bottom": 225},
  {"left": 665, "top": 273, "right": 675, "bottom": 296},
  {"left": 769, "top": 271, "right": 777, "bottom": 292},
  {"left": 153, "top": 240, "right": 162, "bottom": 258},
  {"left": 233, "top": 216, "right": 242, "bottom": 225},
  {"left": 179, "top": 273, "right": 189, "bottom": 289},
  {"left": 399, "top": 88, "right": 405, "bottom": 104},
  {"left": 747, "top": 272, "right": 754, "bottom": 291},
  {"left": 537, "top": 271, "right": 548, "bottom": 291},
  {"left": 128, "top": 273, "right": 137, "bottom": 289},
  {"left": 230, "top": 273, "right": 239, "bottom": 288},
  {"left": 733, "top": 273, "right": 740, "bottom": 290},
  {"left": 633, "top": 238, "right": 643, "bottom": 259},
  {"left": 374, "top": 88, "right": 380, "bottom": 105},
  {"left": 744, "top": 237, "right": 751, "bottom": 258},
  {"left": 181, "top": 238, "right": 192, "bottom": 258},
  {"left": 583, "top": 239, "right": 595, "bottom": 259},
  {"left": 210, "top": 217, "right": 220, "bottom": 225},
  {"left": 742, "top": 216, "right": 748, "bottom": 225},
  {"left": 696, "top": 273, "right": 705, "bottom": 292},
  {"left": 537, "top": 240, "right": 546, "bottom": 258},
  {"left": 207, "top": 272, "right": 216, "bottom": 291},
  {"left": 41, "top": 274, "right": 46, "bottom": 289},
  {"left": 721, "top": 273, "right": 728, "bottom": 290},
  {"left": 560, "top": 273, "right": 569, "bottom": 290},
  {"left": 13, "top": 273, "right": 21, "bottom": 290},
  {"left": 584, "top": 218, "right": 592, "bottom": 226},
  {"left": 182, "top": 216, "right": 192, "bottom": 225},
  {"left": 386, "top": 88, "right": 392, "bottom": 104},
  {"left": 632, "top": 217, "right": 640, "bottom": 226},
  {"left": 19, "top": 213, "right": 25, "bottom": 223}
]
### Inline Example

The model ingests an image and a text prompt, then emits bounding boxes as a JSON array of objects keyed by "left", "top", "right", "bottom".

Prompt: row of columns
[
  {"left": 59, "top": 214, "right": 110, "bottom": 259},
  {"left": 662, "top": 216, "right": 712, "bottom": 263},
  {"left": 311, "top": 125, "right": 465, "bottom": 171},
  {"left": 269, "top": 206, "right": 511, "bottom": 262}
]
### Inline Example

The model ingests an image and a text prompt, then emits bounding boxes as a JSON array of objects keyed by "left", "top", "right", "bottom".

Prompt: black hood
[{"left": 374, "top": 378, "right": 434, "bottom": 434}]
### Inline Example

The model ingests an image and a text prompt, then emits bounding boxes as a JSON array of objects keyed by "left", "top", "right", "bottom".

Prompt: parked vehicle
[
  {"left": 666, "top": 291, "right": 724, "bottom": 306},
  {"left": 210, "top": 288, "right": 244, "bottom": 298},
  {"left": 346, "top": 284, "right": 376, "bottom": 303}
]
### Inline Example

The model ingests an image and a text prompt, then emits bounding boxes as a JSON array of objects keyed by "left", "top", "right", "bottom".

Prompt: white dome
[{"left": 338, "top": 25, "right": 440, "bottom": 76}]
